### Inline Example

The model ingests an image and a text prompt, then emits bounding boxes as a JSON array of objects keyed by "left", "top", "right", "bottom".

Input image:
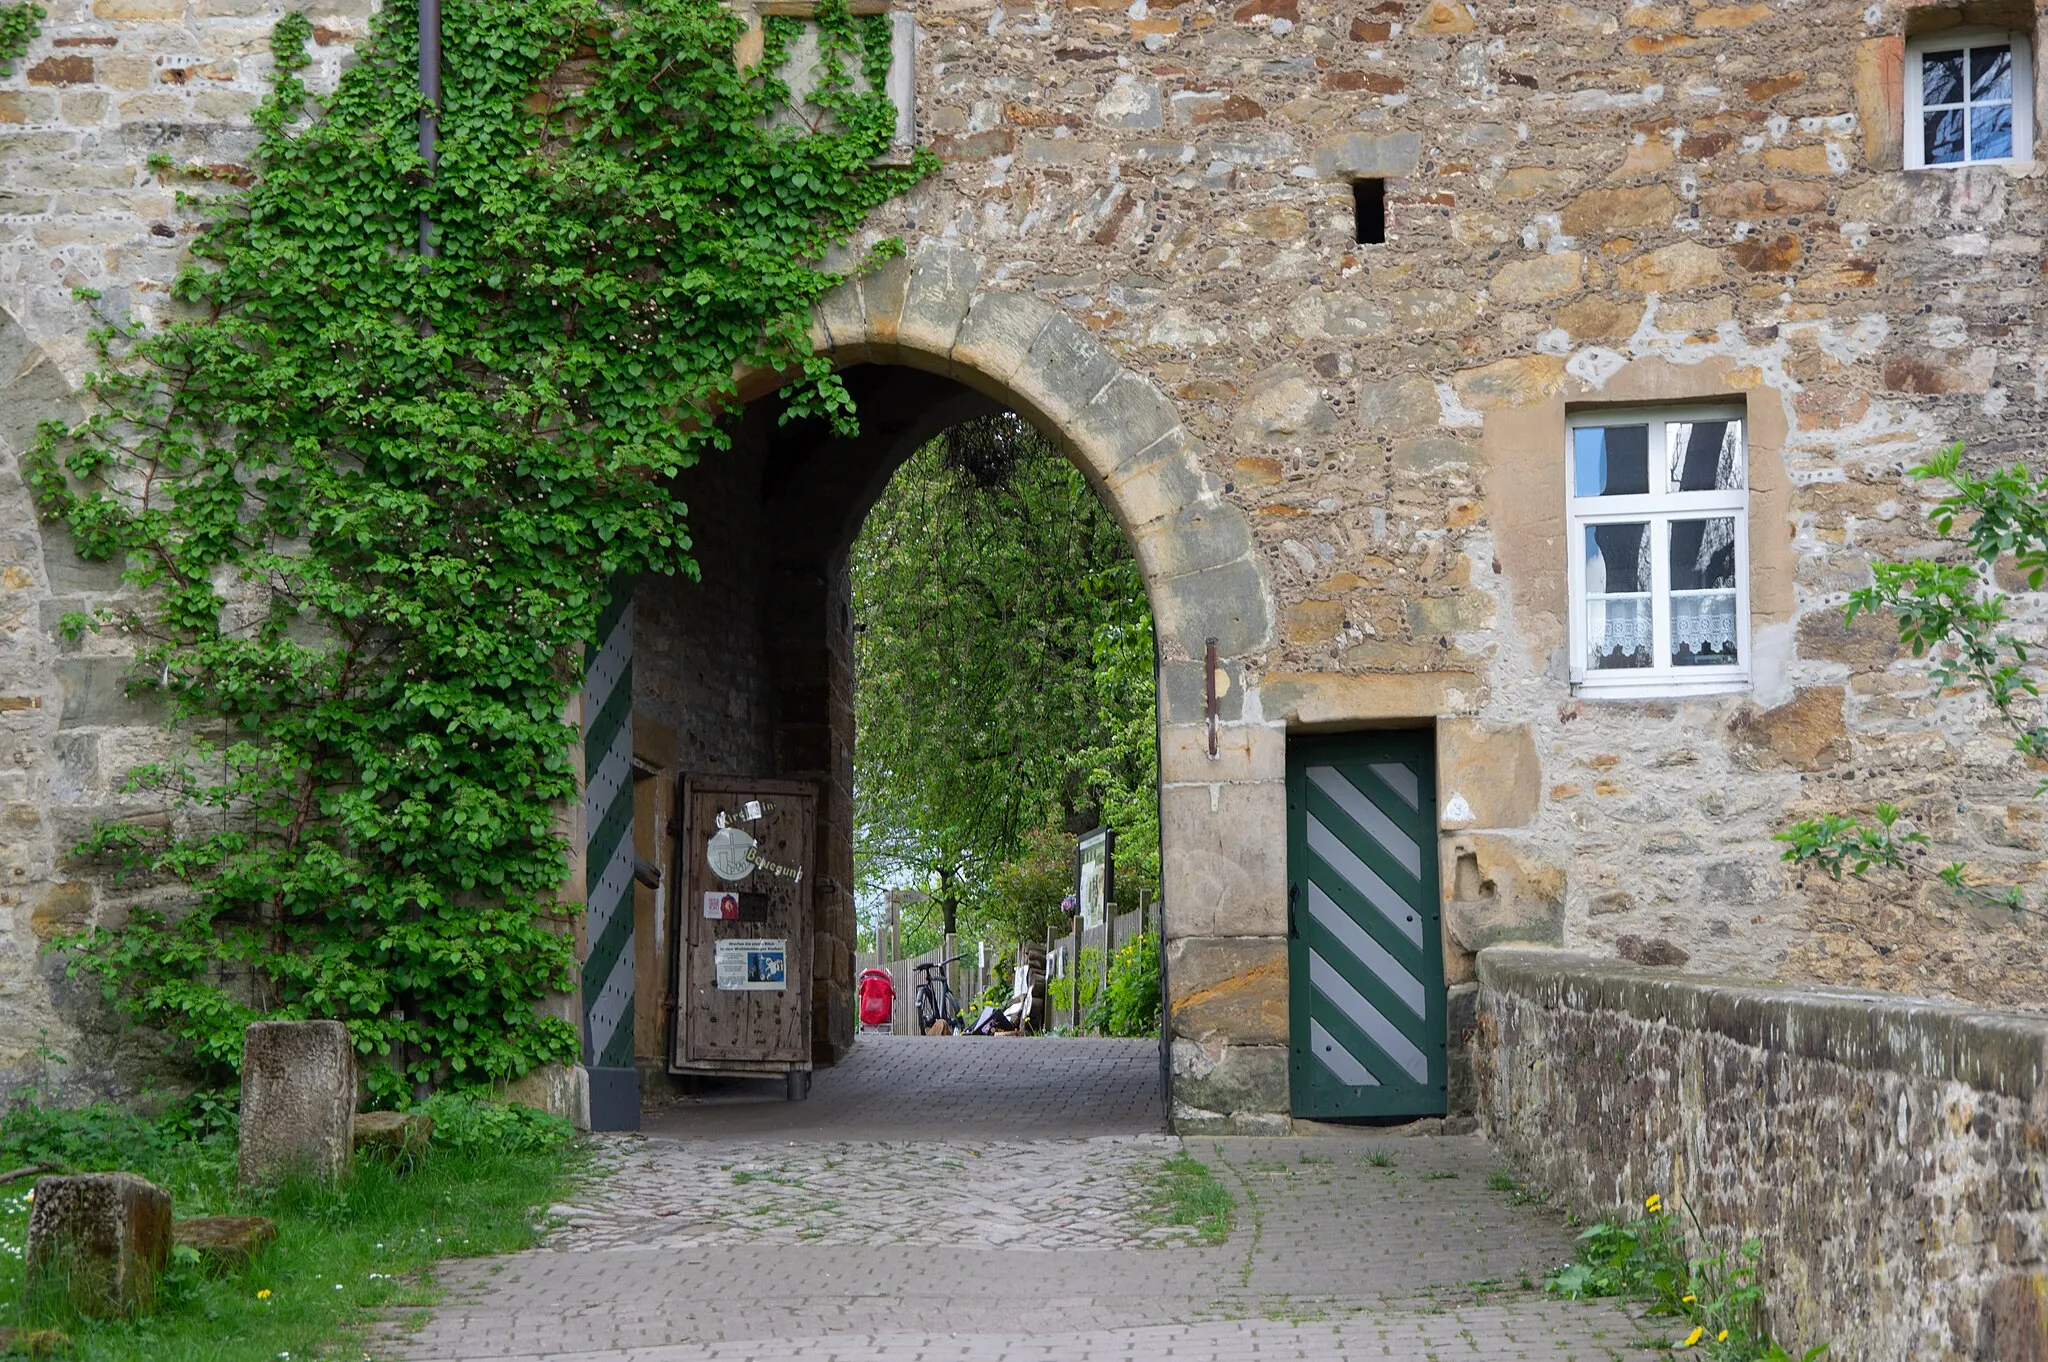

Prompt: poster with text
[{"left": 715, "top": 938, "right": 788, "bottom": 991}]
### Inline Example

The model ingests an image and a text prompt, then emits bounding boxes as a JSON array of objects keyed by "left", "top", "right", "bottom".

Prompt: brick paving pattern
[
  {"left": 387, "top": 1037, "right": 1650, "bottom": 1361},
  {"left": 641, "top": 1033, "right": 1164, "bottom": 1141}
]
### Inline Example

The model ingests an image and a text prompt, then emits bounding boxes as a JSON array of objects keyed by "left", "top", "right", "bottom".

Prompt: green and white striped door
[
  {"left": 582, "top": 583, "right": 636, "bottom": 1075},
  {"left": 1287, "top": 731, "right": 1446, "bottom": 1120}
]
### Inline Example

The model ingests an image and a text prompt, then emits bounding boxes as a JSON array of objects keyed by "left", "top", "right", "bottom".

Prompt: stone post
[
  {"left": 238, "top": 1020, "right": 356, "bottom": 1187},
  {"left": 25, "top": 1173, "right": 172, "bottom": 1317}
]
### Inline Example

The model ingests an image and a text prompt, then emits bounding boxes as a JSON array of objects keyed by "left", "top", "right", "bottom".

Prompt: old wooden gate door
[
  {"left": 1286, "top": 731, "right": 1447, "bottom": 1119},
  {"left": 669, "top": 777, "right": 816, "bottom": 1091}
]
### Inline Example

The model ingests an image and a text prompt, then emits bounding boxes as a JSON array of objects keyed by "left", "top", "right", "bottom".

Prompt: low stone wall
[{"left": 1473, "top": 948, "right": 2048, "bottom": 1361}]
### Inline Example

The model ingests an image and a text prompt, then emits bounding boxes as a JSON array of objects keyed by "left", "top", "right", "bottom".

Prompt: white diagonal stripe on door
[
  {"left": 1306, "top": 814, "right": 1423, "bottom": 949},
  {"left": 1307, "top": 882, "right": 1425, "bottom": 1018},
  {"left": 1308, "top": 1018, "right": 1380, "bottom": 1088},
  {"left": 1309, "top": 949, "right": 1430, "bottom": 1084},
  {"left": 1369, "top": 760, "right": 1420, "bottom": 809},
  {"left": 1307, "top": 764, "right": 1421, "bottom": 878}
]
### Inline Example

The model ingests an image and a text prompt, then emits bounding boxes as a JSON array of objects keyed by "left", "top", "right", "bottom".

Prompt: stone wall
[
  {"left": 2, "top": 0, "right": 2046, "bottom": 1117},
  {"left": 1474, "top": 947, "right": 2048, "bottom": 1360}
]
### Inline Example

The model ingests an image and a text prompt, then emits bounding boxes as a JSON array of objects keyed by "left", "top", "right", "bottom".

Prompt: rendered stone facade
[{"left": 0, "top": 0, "right": 2044, "bottom": 1126}]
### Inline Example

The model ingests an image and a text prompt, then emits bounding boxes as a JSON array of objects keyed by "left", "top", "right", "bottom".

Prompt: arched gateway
[{"left": 570, "top": 240, "right": 1293, "bottom": 1132}]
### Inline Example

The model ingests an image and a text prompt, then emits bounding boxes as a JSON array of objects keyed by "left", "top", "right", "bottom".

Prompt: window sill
[{"left": 1570, "top": 674, "right": 1751, "bottom": 700}]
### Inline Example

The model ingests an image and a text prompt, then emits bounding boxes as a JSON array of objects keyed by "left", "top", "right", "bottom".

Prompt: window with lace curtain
[{"left": 1566, "top": 406, "right": 1749, "bottom": 697}]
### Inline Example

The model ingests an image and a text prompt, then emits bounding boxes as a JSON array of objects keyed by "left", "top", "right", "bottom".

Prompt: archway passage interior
[{"left": 593, "top": 364, "right": 1165, "bottom": 1120}]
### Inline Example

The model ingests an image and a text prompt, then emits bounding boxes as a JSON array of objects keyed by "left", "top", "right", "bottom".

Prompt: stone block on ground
[
  {"left": 238, "top": 1020, "right": 355, "bottom": 1187},
  {"left": 353, "top": 1110, "right": 433, "bottom": 1160},
  {"left": 0, "top": 1327, "right": 72, "bottom": 1356},
  {"left": 172, "top": 1215, "right": 276, "bottom": 1269},
  {"left": 24, "top": 1172, "right": 172, "bottom": 1318}
]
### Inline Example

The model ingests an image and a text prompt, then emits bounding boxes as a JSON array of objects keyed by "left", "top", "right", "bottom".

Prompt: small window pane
[
  {"left": 1572, "top": 425, "right": 1649, "bottom": 498},
  {"left": 1584, "top": 523, "right": 1651, "bottom": 671},
  {"left": 1969, "top": 44, "right": 2012, "bottom": 101},
  {"left": 1922, "top": 48, "right": 1966, "bottom": 105},
  {"left": 1925, "top": 108, "right": 1966, "bottom": 164},
  {"left": 1970, "top": 103, "right": 2013, "bottom": 160},
  {"left": 1667, "top": 418, "right": 1744, "bottom": 492},
  {"left": 1671, "top": 517, "right": 1737, "bottom": 668},
  {"left": 1670, "top": 517, "right": 1737, "bottom": 591}
]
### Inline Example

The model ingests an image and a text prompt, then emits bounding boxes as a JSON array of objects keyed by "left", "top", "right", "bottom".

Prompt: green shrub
[{"left": 419, "top": 1090, "right": 573, "bottom": 1155}]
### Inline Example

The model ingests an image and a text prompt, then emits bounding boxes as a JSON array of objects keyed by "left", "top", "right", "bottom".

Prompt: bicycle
[{"left": 912, "top": 955, "right": 968, "bottom": 1035}]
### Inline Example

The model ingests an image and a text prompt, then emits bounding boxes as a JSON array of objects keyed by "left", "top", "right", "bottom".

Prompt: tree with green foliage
[
  {"left": 1778, "top": 445, "right": 2045, "bottom": 932},
  {"left": 851, "top": 415, "right": 1158, "bottom": 946},
  {"left": 27, "top": 0, "right": 932, "bottom": 1101}
]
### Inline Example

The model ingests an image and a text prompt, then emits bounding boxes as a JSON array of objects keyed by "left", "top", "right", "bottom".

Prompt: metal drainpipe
[{"left": 417, "top": 0, "right": 440, "bottom": 259}]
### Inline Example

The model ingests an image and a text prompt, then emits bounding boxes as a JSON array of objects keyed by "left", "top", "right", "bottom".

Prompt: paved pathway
[
  {"left": 385, "top": 1037, "right": 1653, "bottom": 1361},
  {"left": 640, "top": 1033, "right": 1163, "bottom": 1141}
]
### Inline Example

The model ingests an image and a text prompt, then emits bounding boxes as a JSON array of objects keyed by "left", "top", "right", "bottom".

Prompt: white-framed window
[
  {"left": 1905, "top": 28, "right": 2033, "bottom": 169},
  {"left": 1566, "top": 405, "right": 1749, "bottom": 698}
]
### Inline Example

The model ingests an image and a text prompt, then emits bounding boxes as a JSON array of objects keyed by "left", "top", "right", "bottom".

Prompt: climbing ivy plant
[
  {"left": 0, "top": 2, "right": 42, "bottom": 77},
  {"left": 26, "top": 0, "right": 932, "bottom": 1102}
]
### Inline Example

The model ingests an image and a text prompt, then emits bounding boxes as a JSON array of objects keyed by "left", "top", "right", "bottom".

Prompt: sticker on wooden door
[{"left": 1287, "top": 731, "right": 1447, "bottom": 1120}]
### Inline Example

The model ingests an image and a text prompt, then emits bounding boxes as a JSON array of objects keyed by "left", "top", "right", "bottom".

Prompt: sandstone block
[
  {"left": 56, "top": 657, "right": 158, "bottom": 730},
  {"left": 1167, "top": 936, "right": 1287, "bottom": 1045},
  {"left": 1131, "top": 498, "right": 1255, "bottom": 581},
  {"left": 1489, "top": 251, "right": 1583, "bottom": 304},
  {"left": 30, "top": 881, "right": 92, "bottom": 942},
  {"left": 1616, "top": 241, "right": 1723, "bottom": 293},
  {"left": 25, "top": 1173, "right": 172, "bottom": 1317},
  {"left": 1311, "top": 131, "right": 1420, "bottom": 179},
  {"left": 1170, "top": 1038, "right": 1289, "bottom": 1118},
  {"left": 1853, "top": 36, "right": 1904, "bottom": 170},
  {"left": 27, "top": 56, "right": 94, "bottom": 85},
  {"left": 1259, "top": 670, "right": 1484, "bottom": 725},
  {"left": 1883, "top": 350, "right": 1995, "bottom": 396},
  {"left": 1015, "top": 312, "right": 1120, "bottom": 429},
  {"left": 949, "top": 290, "right": 1055, "bottom": 392},
  {"left": 1286, "top": 290, "right": 1391, "bottom": 342},
  {"left": 1615, "top": 934, "right": 1689, "bottom": 966},
  {"left": 1356, "top": 375, "right": 1440, "bottom": 432},
  {"left": 1449, "top": 354, "right": 1565, "bottom": 410},
  {"left": 498, "top": 1061, "right": 589, "bottom": 1129},
  {"left": 1443, "top": 835, "right": 1565, "bottom": 951},
  {"left": 1103, "top": 429, "right": 1221, "bottom": 530},
  {"left": 1407, "top": 593, "right": 1492, "bottom": 634},
  {"left": 1150, "top": 556, "right": 1273, "bottom": 661},
  {"left": 854, "top": 250, "right": 913, "bottom": 355},
  {"left": 1159, "top": 721, "right": 1285, "bottom": 785},
  {"left": 172, "top": 1215, "right": 276, "bottom": 1268},
  {"left": 1159, "top": 781, "right": 1287, "bottom": 937},
  {"left": 1556, "top": 296, "right": 1642, "bottom": 341},
  {"left": 1560, "top": 185, "right": 1677, "bottom": 236},
  {"left": 892, "top": 242, "right": 981, "bottom": 362},
  {"left": 1795, "top": 608, "right": 1899, "bottom": 668},
  {"left": 1070, "top": 373, "right": 1185, "bottom": 493},
  {"left": 1438, "top": 719, "right": 1540, "bottom": 829},
  {"left": 353, "top": 1110, "right": 433, "bottom": 1159},
  {"left": 1726, "top": 686, "right": 1849, "bottom": 771},
  {"left": 238, "top": 1020, "right": 355, "bottom": 1187},
  {"left": 1388, "top": 288, "right": 1479, "bottom": 333},
  {"left": 1392, "top": 436, "right": 1478, "bottom": 473},
  {"left": 1731, "top": 233, "right": 1803, "bottom": 273},
  {"left": 1228, "top": 366, "right": 1336, "bottom": 445},
  {"left": 1288, "top": 598, "right": 1346, "bottom": 644},
  {"left": 1095, "top": 76, "right": 1161, "bottom": 130},
  {"left": 1414, "top": 0, "right": 1474, "bottom": 33},
  {"left": 1494, "top": 166, "right": 1575, "bottom": 199}
]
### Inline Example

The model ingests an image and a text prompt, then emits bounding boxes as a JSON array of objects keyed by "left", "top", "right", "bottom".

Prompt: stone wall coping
[{"left": 1475, "top": 948, "right": 2048, "bottom": 1105}]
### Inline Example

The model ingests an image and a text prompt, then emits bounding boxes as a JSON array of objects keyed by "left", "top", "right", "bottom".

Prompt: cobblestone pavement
[
  {"left": 385, "top": 1037, "right": 1650, "bottom": 1361},
  {"left": 641, "top": 1034, "right": 1164, "bottom": 1141}
]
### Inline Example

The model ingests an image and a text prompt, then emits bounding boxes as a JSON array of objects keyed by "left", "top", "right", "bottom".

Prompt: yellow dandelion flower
[
  {"left": 1682, "top": 1293, "right": 1697, "bottom": 1304},
  {"left": 1680, "top": 1326, "right": 1704, "bottom": 1348},
  {"left": 257, "top": 1289, "right": 272, "bottom": 1299},
  {"left": 1645, "top": 1193, "right": 1662, "bottom": 1212},
  {"left": 1718, "top": 1331, "right": 1729, "bottom": 1342}
]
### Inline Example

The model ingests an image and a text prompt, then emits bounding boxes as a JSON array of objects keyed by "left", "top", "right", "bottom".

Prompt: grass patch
[
  {"left": 1141, "top": 1150, "right": 1233, "bottom": 1246},
  {"left": 0, "top": 1092, "right": 580, "bottom": 1361},
  {"left": 1365, "top": 1150, "right": 1395, "bottom": 1169}
]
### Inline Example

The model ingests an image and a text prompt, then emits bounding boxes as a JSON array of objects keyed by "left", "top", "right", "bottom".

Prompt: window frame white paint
[
  {"left": 1565, "top": 404, "right": 1752, "bottom": 699},
  {"left": 1904, "top": 27, "right": 2034, "bottom": 170}
]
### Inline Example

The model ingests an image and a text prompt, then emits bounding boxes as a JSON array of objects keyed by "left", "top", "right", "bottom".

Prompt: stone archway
[{"left": 695, "top": 240, "right": 1294, "bottom": 1131}]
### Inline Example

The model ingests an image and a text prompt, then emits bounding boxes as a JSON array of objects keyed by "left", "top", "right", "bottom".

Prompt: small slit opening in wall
[{"left": 1352, "top": 178, "right": 1386, "bottom": 245}]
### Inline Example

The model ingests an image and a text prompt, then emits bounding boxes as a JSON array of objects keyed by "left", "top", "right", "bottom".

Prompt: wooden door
[
  {"left": 669, "top": 777, "right": 816, "bottom": 1072},
  {"left": 1286, "top": 730, "right": 1447, "bottom": 1119}
]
